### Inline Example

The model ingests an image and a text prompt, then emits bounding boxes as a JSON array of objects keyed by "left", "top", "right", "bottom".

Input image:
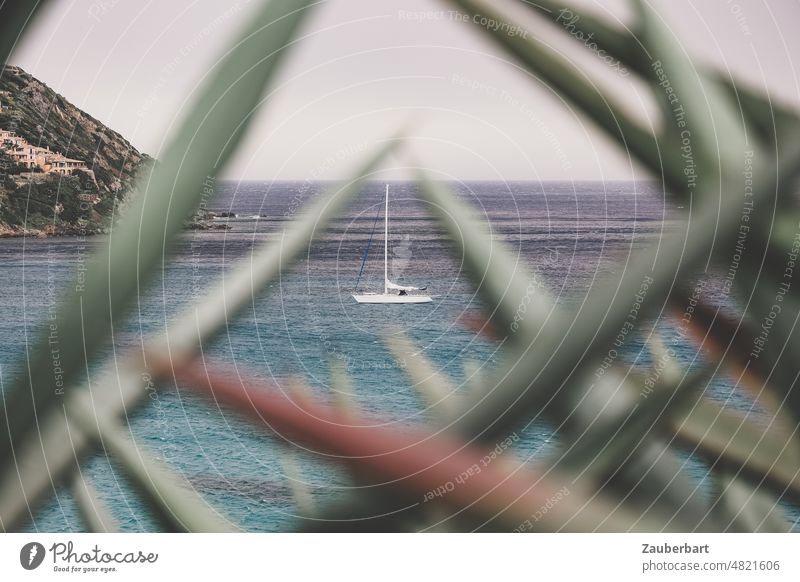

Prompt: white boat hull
[{"left": 352, "top": 293, "right": 432, "bottom": 304}]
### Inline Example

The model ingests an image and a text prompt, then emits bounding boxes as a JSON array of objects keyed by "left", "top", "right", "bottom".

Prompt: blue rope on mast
[{"left": 354, "top": 203, "right": 382, "bottom": 291}]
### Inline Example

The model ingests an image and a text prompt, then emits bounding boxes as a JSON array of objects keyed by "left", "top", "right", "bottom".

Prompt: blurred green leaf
[
  {"left": 522, "top": 0, "right": 648, "bottom": 73},
  {"left": 0, "top": 1, "right": 49, "bottom": 65},
  {"left": 386, "top": 330, "right": 459, "bottom": 422},
  {"left": 279, "top": 450, "right": 316, "bottom": 519},
  {"left": 446, "top": 0, "right": 682, "bottom": 190},
  {"left": 78, "top": 414, "right": 236, "bottom": 532},
  {"left": 670, "top": 398, "right": 800, "bottom": 501},
  {"left": 329, "top": 358, "right": 359, "bottom": 421},
  {"left": 711, "top": 472, "right": 793, "bottom": 532},
  {"left": 70, "top": 473, "right": 120, "bottom": 533},
  {"left": 416, "top": 172, "right": 552, "bottom": 348},
  {"left": 524, "top": 0, "right": 800, "bottom": 151},
  {"left": 634, "top": 0, "right": 746, "bottom": 176}
]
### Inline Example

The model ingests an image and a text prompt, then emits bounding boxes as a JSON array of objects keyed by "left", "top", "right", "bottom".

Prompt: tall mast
[{"left": 384, "top": 183, "right": 389, "bottom": 295}]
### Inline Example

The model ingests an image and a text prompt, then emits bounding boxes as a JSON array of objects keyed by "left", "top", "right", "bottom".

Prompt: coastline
[
  {"left": 0, "top": 222, "right": 231, "bottom": 238},
  {"left": 0, "top": 211, "right": 233, "bottom": 238},
  {"left": 0, "top": 223, "right": 107, "bottom": 238}
]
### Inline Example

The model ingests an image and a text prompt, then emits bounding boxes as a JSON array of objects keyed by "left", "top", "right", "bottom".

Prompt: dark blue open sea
[{"left": 3, "top": 181, "right": 797, "bottom": 531}]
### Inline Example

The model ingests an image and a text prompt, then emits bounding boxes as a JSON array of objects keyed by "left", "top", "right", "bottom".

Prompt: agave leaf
[
  {"left": 70, "top": 473, "right": 119, "bottom": 533},
  {"left": 0, "top": 0, "right": 318, "bottom": 463},
  {"left": 714, "top": 73, "right": 800, "bottom": 148},
  {"left": 670, "top": 397, "right": 800, "bottom": 501},
  {"left": 522, "top": 0, "right": 648, "bottom": 73},
  {"left": 671, "top": 298, "right": 783, "bottom": 413},
  {"left": 416, "top": 163, "right": 757, "bottom": 443},
  {"left": 0, "top": 361, "right": 145, "bottom": 530},
  {"left": 413, "top": 167, "right": 757, "bottom": 531},
  {"left": 278, "top": 450, "right": 316, "bottom": 519},
  {"left": 557, "top": 366, "right": 711, "bottom": 474},
  {"left": 551, "top": 366, "right": 718, "bottom": 530},
  {"left": 744, "top": 302, "right": 799, "bottom": 416},
  {"left": 463, "top": 359, "right": 487, "bottom": 401},
  {"left": 174, "top": 359, "right": 687, "bottom": 532},
  {"left": 531, "top": 1, "right": 799, "bottom": 137},
  {"left": 415, "top": 173, "right": 552, "bottom": 348},
  {"left": 771, "top": 213, "right": 800, "bottom": 252},
  {"left": 646, "top": 333, "right": 682, "bottom": 385},
  {"left": 711, "top": 472, "right": 793, "bottom": 532},
  {"left": 432, "top": 0, "right": 766, "bottom": 444},
  {"left": 385, "top": 329, "right": 459, "bottom": 423},
  {"left": 329, "top": 358, "right": 359, "bottom": 421},
  {"left": 445, "top": 0, "right": 682, "bottom": 190},
  {"left": 0, "top": 363, "right": 221, "bottom": 532},
  {"left": 0, "top": 404, "right": 87, "bottom": 531},
  {"left": 524, "top": 1, "right": 800, "bottom": 151},
  {"left": 633, "top": 0, "right": 746, "bottom": 176},
  {"left": 0, "top": 2, "right": 49, "bottom": 65},
  {"left": 731, "top": 226, "right": 800, "bottom": 426},
  {"left": 590, "top": 435, "right": 717, "bottom": 531},
  {"left": 675, "top": 295, "right": 800, "bottom": 449},
  {"left": 415, "top": 2, "right": 787, "bottom": 532},
  {"left": 70, "top": 410, "right": 237, "bottom": 532}
]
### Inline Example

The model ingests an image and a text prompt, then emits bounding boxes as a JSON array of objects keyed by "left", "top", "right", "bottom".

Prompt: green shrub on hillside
[{"left": 0, "top": 149, "right": 26, "bottom": 176}]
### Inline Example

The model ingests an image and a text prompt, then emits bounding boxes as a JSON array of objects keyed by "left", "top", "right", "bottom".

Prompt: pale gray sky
[{"left": 10, "top": 0, "right": 800, "bottom": 180}]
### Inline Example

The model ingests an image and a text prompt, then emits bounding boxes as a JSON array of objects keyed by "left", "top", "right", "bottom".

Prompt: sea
[{"left": 2, "top": 180, "right": 796, "bottom": 532}]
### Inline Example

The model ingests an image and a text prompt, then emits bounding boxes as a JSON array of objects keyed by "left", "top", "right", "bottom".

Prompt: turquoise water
[{"left": 3, "top": 181, "right": 795, "bottom": 531}]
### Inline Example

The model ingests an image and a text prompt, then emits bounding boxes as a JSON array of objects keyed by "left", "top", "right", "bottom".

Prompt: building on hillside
[
  {"left": 7, "top": 144, "right": 40, "bottom": 169},
  {"left": 0, "top": 128, "right": 88, "bottom": 175},
  {"left": 1, "top": 130, "right": 25, "bottom": 149},
  {"left": 47, "top": 154, "right": 89, "bottom": 175}
]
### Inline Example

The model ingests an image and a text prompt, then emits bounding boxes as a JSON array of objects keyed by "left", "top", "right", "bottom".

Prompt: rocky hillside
[{"left": 0, "top": 66, "right": 151, "bottom": 235}]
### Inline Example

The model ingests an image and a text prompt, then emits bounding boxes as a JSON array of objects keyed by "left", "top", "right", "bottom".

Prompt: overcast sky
[{"left": 9, "top": 0, "right": 800, "bottom": 180}]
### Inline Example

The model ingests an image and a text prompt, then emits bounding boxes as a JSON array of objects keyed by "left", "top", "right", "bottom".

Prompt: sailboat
[{"left": 352, "top": 185, "right": 432, "bottom": 304}]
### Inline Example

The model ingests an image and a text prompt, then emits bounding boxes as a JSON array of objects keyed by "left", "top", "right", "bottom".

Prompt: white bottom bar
[{"left": 1, "top": 533, "right": 797, "bottom": 581}]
